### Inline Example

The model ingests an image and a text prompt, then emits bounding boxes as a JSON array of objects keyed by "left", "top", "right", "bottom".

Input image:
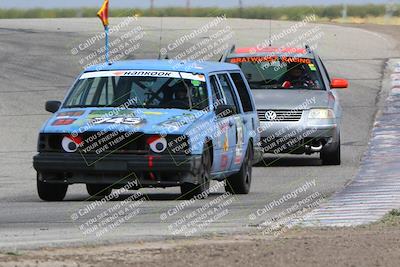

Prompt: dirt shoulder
[{"left": 1, "top": 214, "right": 400, "bottom": 267}]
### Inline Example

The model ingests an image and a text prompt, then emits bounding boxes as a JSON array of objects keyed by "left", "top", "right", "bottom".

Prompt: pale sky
[{"left": 0, "top": 0, "right": 390, "bottom": 8}]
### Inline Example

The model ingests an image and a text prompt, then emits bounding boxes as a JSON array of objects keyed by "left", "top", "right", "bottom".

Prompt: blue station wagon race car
[{"left": 33, "top": 60, "right": 261, "bottom": 201}]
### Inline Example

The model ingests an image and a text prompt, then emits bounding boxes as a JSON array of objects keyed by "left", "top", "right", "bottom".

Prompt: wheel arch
[
  {"left": 248, "top": 137, "right": 254, "bottom": 154},
  {"left": 205, "top": 137, "right": 214, "bottom": 166}
]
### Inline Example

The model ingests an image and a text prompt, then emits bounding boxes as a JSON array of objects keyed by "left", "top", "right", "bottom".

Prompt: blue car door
[
  {"left": 215, "top": 73, "right": 244, "bottom": 171},
  {"left": 209, "top": 75, "right": 235, "bottom": 173}
]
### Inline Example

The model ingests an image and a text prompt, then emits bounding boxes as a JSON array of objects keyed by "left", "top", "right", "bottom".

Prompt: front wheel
[
  {"left": 225, "top": 144, "right": 253, "bottom": 194},
  {"left": 320, "top": 135, "right": 341, "bottom": 165},
  {"left": 37, "top": 172, "right": 68, "bottom": 201},
  {"left": 180, "top": 143, "right": 211, "bottom": 199}
]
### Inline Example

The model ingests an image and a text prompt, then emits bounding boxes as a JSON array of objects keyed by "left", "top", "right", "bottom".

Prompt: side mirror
[
  {"left": 215, "top": 105, "right": 236, "bottom": 118},
  {"left": 45, "top": 101, "right": 61, "bottom": 113},
  {"left": 330, "top": 78, "right": 348, "bottom": 89}
]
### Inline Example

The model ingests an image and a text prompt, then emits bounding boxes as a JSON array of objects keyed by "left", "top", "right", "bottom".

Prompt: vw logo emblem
[{"left": 265, "top": 111, "right": 277, "bottom": 121}]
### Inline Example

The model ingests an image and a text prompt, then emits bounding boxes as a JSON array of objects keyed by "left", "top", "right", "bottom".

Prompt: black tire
[
  {"left": 86, "top": 184, "right": 112, "bottom": 197},
  {"left": 320, "top": 135, "right": 341, "bottom": 165},
  {"left": 225, "top": 143, "right": 253, "bottom": 194},
  {"left": 180, "top": 143, "right": 211, "bottom": 199},
  {"left": 37, "top": 172, "right": 68, "bottom": 201}
]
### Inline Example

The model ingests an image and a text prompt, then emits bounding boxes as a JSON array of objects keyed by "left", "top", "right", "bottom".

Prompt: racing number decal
[{"left": 92, "top": 117, "right": 144, "bottom": 125}]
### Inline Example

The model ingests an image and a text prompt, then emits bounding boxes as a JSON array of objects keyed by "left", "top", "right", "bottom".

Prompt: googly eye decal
[
  {"left": 148, "top": 137, "right": 167, "bottom": 153},
  {"left": 62, "top": 136, "right": 81, "bottom": 153}
]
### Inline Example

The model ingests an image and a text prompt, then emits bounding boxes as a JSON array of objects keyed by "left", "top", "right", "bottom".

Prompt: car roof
[
  {"left": 85, "top": 59, "right": 241, "bottom": 74},
  {"left": 227, "top": 47, "right": 316, "bottom": 59}
]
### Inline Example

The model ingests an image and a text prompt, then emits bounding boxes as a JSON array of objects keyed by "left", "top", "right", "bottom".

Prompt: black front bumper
[{"left": 33, "top": 152, "right": 202, "bottom": 187}]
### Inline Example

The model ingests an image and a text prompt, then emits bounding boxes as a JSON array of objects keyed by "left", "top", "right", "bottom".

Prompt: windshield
[
  {"left": 228, "top": 56, "right": 325, "bottom": 90},
  {"left": 64, "top": 70, "right": 208, "bottom": 110}
]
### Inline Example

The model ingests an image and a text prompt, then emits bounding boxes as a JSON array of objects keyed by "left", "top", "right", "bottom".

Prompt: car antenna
[
  {"left": 158, "top": 17, "right": 167, "bottom": 59},
  {"left": 268, "top": 17, "right": 272, "bottom": 47},
  {"left": 305, "top": 44, "right": 315, "bottom": 57},
  {"left": 219, "top": 44, "right": 235, "bottom": 62}
]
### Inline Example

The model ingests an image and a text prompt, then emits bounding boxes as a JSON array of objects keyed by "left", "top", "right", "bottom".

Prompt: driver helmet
[{"left": 173, "top": 83, "right": 188, "bottom": 100}]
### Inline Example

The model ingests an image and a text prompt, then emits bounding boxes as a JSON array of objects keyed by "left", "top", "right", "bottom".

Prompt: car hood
[
  {"left": 43, "top": 108, "right": 209, "bottom": 135},
  {"left": 252, "top": 89, "right": 331, "bottom": 110}
]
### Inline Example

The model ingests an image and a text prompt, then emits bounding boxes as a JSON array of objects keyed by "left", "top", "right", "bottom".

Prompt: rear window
[
  {"left": 230, "top": 72, "right": 254, "bottom": 112},
  {"left": 228, "top": 56, "right": 325, "bottom": 90}
]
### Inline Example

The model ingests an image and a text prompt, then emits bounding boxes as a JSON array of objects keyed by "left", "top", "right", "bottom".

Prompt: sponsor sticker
[
  {"left": 142, "top": 111, "right": 164, "bottom": 115},
  {"left": 392, "top": 80, "right": 400, "bottom": 87},
  {"left": 220, "top": 154, "right": 229, "bottom": 169},
  {"left": 88, "top": 110, "right": 136, "bottom": 119},
  {"left": 229, "top": 56, "right": 311, "bottom": 65},
  {"left": 191, "top": 80, "right": 201, "bottom": 86},
  {"left": 234, "top": 117, "right": 244, "bottom": 164},
  {"left": 391, "top": 74, "right": 400, "bottom": 80},
  {"left": 308, "top": 64, "right": 317, "bottom": 71},
  {"left": 230, "top": 56, "right": 279, "bottom": 64},
  {"left": 57, "top": 111, "right": 84, "bottom": 118},
  {"left": 180, "top": 73, "right": 206, "bottom": 82},
  {"left": 52, "top": 118, "right": 76, "bottom": 126},
  {"left": 223, "top": 132, "right": 229, "bottom": 152}
]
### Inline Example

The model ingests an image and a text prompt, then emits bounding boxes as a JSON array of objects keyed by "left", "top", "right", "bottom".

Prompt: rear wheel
[
  {"left": 180, "top": 143, "right": 211, "bottom": 199},
  {"left": 37, "top": 172, "right": 68, "bottom": 201},
  {"left": 225, "top": 144, "right": 253, "bottom": 194},
  {"left": 86, "top": 184, "right": 112, "bottom": 197},
  {"left": 320, "top": 135, "right": 341, "bottom": 165}
]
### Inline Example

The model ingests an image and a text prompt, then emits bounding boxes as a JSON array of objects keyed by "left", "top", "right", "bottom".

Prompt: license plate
[{"left": 95, "top": 161, "right": 127, "bottom": 171}]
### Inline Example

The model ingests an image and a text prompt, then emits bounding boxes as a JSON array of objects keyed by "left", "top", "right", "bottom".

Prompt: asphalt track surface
[{"left": 0, "top": 17, "right": 399, "bottom": 249}]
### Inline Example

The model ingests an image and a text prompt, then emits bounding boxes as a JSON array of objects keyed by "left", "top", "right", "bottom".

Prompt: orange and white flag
[{"left": 97, "top": 0, "right": 109, "bottom": 28}]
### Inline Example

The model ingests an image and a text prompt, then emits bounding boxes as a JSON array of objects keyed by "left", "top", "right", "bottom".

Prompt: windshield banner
[
  {"left": 80, "top": 70, "right": 206, "bottom": 82},
  {"left": 230, "top": 57, "right": 311, "bottom": 65}
]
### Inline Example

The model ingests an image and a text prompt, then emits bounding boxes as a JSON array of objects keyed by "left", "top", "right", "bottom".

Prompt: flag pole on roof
[{"left": 97, "top": 0, "right": 110, "bottom": 65}]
